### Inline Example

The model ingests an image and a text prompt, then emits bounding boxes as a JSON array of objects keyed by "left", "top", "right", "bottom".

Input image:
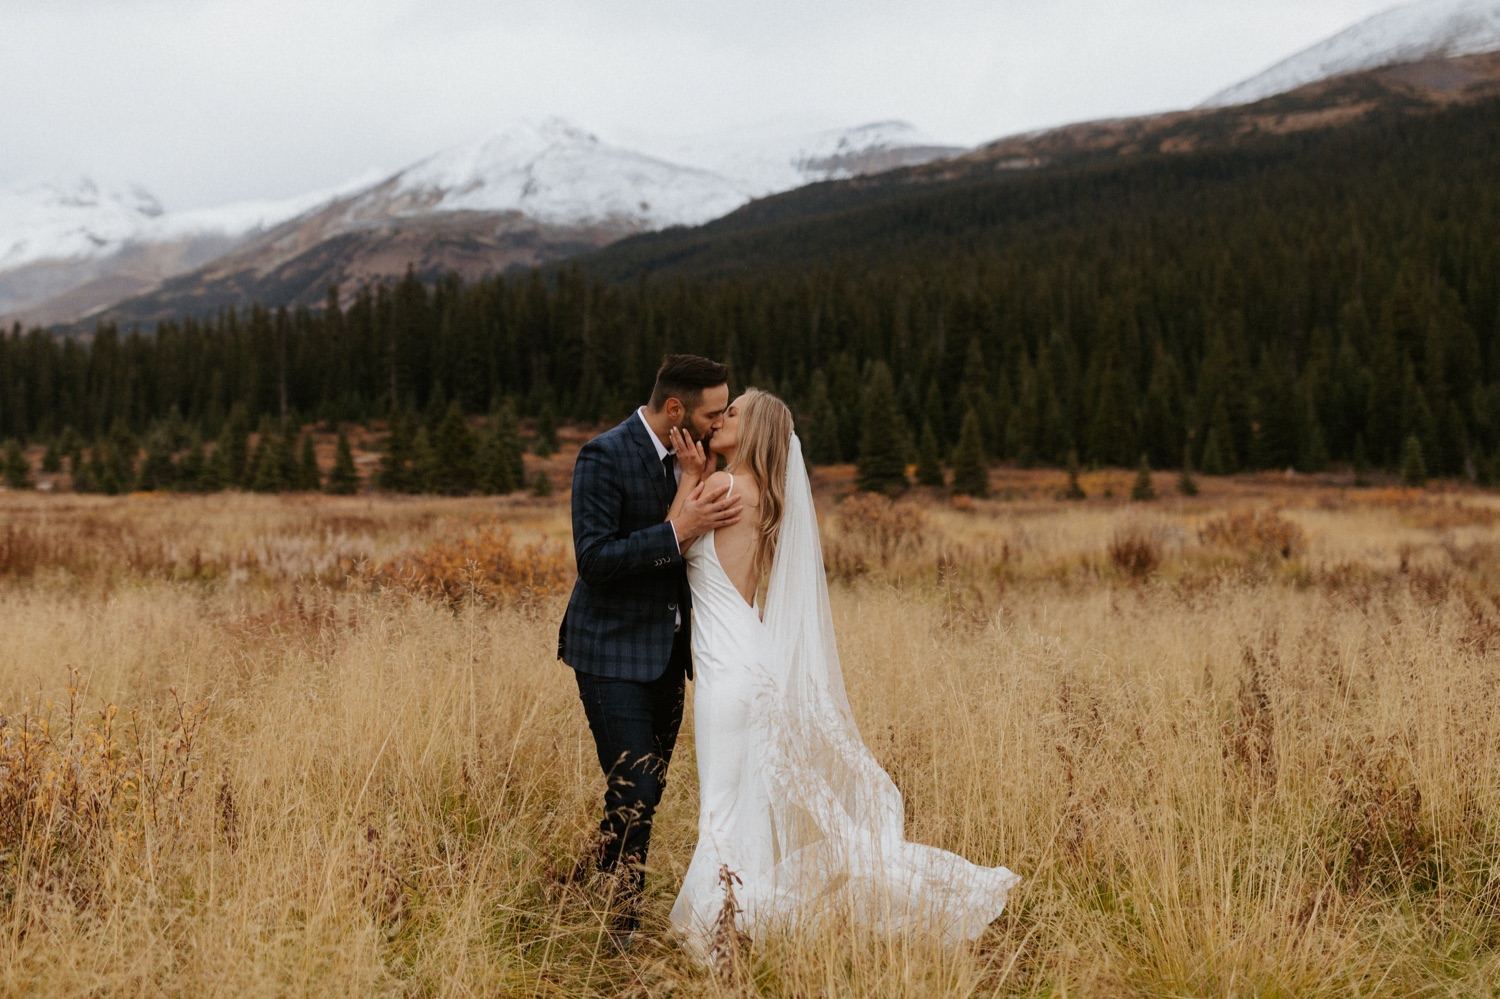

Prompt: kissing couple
[{"left": 557, "top": 353, "right": 1018, "bottom": 955}]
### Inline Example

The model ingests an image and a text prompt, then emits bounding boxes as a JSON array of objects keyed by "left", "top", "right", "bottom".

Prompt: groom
[{"left": 558, "top": 353, "right": 740, "bottom": 937}]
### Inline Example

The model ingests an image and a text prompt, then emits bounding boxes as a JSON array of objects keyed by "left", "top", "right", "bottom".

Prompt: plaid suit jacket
[{"left": 557, "top": 413, "right": 692, "bottom": 680}]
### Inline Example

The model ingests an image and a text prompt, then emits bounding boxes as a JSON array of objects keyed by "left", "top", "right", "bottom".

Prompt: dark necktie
[{"left": 663, "top": 451, "right": 675, "bottom": 483}]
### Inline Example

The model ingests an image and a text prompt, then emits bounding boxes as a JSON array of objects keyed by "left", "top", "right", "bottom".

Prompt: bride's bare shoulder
[{"left": 714, "top": 469, "right": 760, "bottom": 503}]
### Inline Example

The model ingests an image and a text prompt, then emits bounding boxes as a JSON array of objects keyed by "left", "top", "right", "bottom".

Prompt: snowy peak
[
  {"left": 0, "top": 177, "right": 165, "bottom": 267},
  {"left": 1203, "top": 0, "right": 1500, "bottom": 107},
  {"left": 655, "top": 120, "right": 966, "bottom": 198},
  {"left": 0, "top": 173, "right": 380, "bottom": 272},
  {"left": 358, "top": 116, "right": 750, "bottom": 229}
]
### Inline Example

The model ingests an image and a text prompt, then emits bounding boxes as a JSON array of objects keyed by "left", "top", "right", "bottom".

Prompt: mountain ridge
[
  {"left": 1202, "top": 0, "right": 1500, "bottom": 107},
  {"left": 1, "top": 120, "right": 960, "bottom": 328}
]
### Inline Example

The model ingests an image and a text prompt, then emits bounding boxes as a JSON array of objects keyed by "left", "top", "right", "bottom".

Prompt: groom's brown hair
[{"left": 649, "top": 354, "right": 729, "bottom": 411}]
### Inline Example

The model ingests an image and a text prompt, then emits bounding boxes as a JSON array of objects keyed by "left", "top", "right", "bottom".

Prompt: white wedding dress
[{"left": 669, "top": 436, "right": 1018, "bottom": 953}]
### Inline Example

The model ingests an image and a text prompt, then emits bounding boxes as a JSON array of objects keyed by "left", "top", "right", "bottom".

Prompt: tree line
[
  {"left": 0, "top": 400, "right": 551, "bottom": 498},
  {"left": 1, "top": 97, "right": 1498, "bottom": 492}
]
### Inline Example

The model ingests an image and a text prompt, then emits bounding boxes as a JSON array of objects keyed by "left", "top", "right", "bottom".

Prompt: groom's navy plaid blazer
[{"left": 558, "top": 413, "right": 692, "bottom": 681}]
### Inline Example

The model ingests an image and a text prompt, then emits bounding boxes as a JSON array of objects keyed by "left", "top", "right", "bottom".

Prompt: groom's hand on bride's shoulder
[{"left": 670, "top": 477, "right": 742, "bottom": 546}]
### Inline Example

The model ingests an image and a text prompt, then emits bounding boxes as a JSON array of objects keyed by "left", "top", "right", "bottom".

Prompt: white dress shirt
[
  {"left": 638, "top": 407, "right": 684, "bottom": 629},
  {"left": 637, "top": 406, "right": 683, "bottom": 487}
]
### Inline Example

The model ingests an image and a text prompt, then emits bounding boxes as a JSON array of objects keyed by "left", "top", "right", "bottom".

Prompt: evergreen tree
[
  {"left": 1401, "top": 434, "right": 1428, "bottom": 487},
  {"left": 2, "top": 440, "right": 32, "bottom": 489},
  {"left": 218, "top": 404, "right": 251, "bottom": 489},
  {"left": 250, "top": 418, "right": 288, "bottom": 493},
  {"left": 58, "top": 427, "right": 80, "bottom": 471},
  {"left": 325, "top": 430, "right": 360, "bottom": 495},
  {"left": 1061, "top": 448, "right": 1087, "bottom": 500},
  {"left": 1200, "top": 427, "right": 1227, "bottom": 476},
  {"left": 70, "top": 447, "right": 96, "bottom": 492},
  {"left": 1205, "top": 396, "right": 1237, "bottom": 474},
  {"left": 377, "top": 407, "right": 416, "bottom": 492},
  {"left": 1177, "top": 445, "right": 1200, "bottom": 497},
  {"left": 424, "top": 382, "right": 448, "bottom": 436},
  {"left": 1400, "top": 363, "right": 1439, "bottom": 475},
  {"left": 92, "top": 443, "right": 123, "bottom": 496},
  {"left": 201, "top": 441, "right": 229, "bottom": 492},
  {"left": 177, "top": 432, "right": 206, "bottom": 492},
  {"left": 529, "top": 467, "right": 553, "bottom": 497},
  {"left": 478, "top": 405, "right": 522, "bottom": 494},
  {"left": 950, "top": 407, "right": 990, "bottom": 498},
  {"left": 296, "top": 433, "right": 322, "bottom": 491},
  {"left": 1300, "top": 408, "right": 1330, "bottom": 473},
  {"left": 1141, "top": 348, "right": 1185, "bottom": 468},
  {"left": 855, "top": 362, "right": 909, "bottom": 494},
  {"left": 1441, "top": 400, "right": 1469, "bottom": 478},
  {"left": 1085, "top": 328, "right": 1137, "bottom": 468},
  {"left": 275, "top": 424, "right": 299, "bottom": 489},
  {"left": 915, "top": 421, "right": 945, "bottom": 487},
  {"left": 532, "top": 404, "right": 559, "bottom": 457},
  {"left": 1352, "top": 434, "right": 1370, "bottom": 487},
  {"left": 104, "top": 419, "right": 137, "bottom": 493},
  {"left": 41, "top": 438, "right": 62, "bottom": 474},
  {"left": 828, "top": 352, "right": 863, "bottom": 463},
  {"left": 432, "top": 403, "right": 478, "bottom": 495},
  {"left": 804, "top": 372, "right": 842, "bottom": 466},
  {"left": 1480, "top": 451, "right": 1500, "bottom": 490},
  {"left": 1006, "top": 359, "right": 1040, "bottom": 466},
  {"left": 1131, "top": 454, "right": 1156, "bottom": 501},
  {"left": 922, "top": 378, "right": 946, "bottom": 454},
  {"left": 502, "top": 404, "right": 526, "bottom": 488},
  {"left": 137, "top": 429, "right": 177, "bottom": 491},
  {"left": 411, "top": 427, "right": 438, "bottom": 493}
]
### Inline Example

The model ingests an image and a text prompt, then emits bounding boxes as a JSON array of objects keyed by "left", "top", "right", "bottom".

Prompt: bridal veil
[{"left": 749, "top": 433, "right": 1019, "bottom": 944}]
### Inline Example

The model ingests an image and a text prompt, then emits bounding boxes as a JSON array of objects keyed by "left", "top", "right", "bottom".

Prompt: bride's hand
[{"left": 669, "top": 427, "right": 708, "bottom": 480}]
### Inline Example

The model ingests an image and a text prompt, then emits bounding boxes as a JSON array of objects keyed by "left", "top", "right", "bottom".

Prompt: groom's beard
[{"left": 678, "top": 417, "right": 710, "bottom": 447}]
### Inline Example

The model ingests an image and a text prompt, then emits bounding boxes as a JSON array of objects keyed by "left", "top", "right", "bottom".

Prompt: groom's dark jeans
[{"left": 574, "top": 629, "right": 689, "bottom": 925}]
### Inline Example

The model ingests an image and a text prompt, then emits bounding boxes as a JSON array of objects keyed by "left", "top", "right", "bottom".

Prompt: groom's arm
[{"left": 571, "top": 440, "right": 682, "bottom": 586}]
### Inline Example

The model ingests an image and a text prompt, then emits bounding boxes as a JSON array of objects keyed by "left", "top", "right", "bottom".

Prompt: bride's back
[{"left": 704, "top": 469, "right": 761, "bottom": 606}]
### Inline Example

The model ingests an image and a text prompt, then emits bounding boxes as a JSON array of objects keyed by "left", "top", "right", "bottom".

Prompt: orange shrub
[
  {"left": 1108, "top": 525, "right": 1162, "bottom": 581},
  {"left": 357, "top": 523, "right": 572, "bottom": 611},
  {"left": 825, "top": 493, "right": 929, "bottom": 579},
  {"left": 1199, "top": 509, "right": 1307, "bottom": 562}
]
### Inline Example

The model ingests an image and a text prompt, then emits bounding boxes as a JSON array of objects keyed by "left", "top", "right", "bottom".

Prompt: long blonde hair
[{"left": 733, "top": 388, "right": 794, "bottom": 579}]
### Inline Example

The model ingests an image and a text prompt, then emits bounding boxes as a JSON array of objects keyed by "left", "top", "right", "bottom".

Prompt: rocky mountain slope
[
  {"left": 3, "top": 120, "right": 959, "bottom": 328},
  {"left": 1203, "top": 0, "right": 1500, "bottom": 107}
]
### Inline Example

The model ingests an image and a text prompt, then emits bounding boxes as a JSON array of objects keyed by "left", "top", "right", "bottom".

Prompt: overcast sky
[{"left": 0, "top": 0, "right": 1400, "bottom": 211}]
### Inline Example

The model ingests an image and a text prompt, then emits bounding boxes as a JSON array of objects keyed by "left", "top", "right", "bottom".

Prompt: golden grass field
[{"left": 2, "top": 459, "right": 1500, "bottom": 997}]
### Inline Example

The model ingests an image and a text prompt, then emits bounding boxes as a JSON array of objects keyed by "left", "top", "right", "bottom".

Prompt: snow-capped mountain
[
  {"left": 3, "top": 115, "right": 964, "bottom": 326},
  {"left": 1203, "top": 0, "right": 1500, "bottom": 107},
  {"left": 317, "top": 117, "right": 958, "bottom": 234},
  {"left": 0, "top": 173, "right": 382, "bottom": 319},
  {"left": 0, "top": 174, "right": 373, "bottom": 273},
  {"left": 652, "top": 120, "right": 965, "bottom": 198},
  {"left": 0, "top": 178, "right": 166, "bottom": 270},
  {"left": 330, "top": 117, "right": 750, "bottom": 231}
]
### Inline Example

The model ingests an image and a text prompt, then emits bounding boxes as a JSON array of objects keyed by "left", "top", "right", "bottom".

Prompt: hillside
[{"left": 573, "top": 51, "right": 1500, "bottom": 282}]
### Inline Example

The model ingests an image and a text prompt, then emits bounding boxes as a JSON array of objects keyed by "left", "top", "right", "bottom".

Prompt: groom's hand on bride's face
[{"left": 670, "top": 478, "right": 742, "bottom": 546}]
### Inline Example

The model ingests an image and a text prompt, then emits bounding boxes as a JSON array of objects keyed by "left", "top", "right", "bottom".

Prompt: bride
[{"left": 664, "top": 388, "right": 1018, "bottom": 953}]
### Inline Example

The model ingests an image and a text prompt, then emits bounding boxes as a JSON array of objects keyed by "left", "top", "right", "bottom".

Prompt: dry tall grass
[{"left": 2, "top": 480, "right": 1499, "bottom": 996}]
